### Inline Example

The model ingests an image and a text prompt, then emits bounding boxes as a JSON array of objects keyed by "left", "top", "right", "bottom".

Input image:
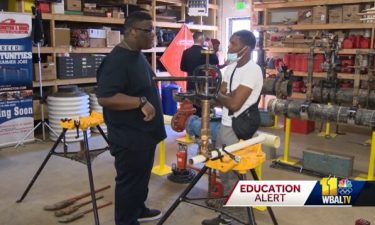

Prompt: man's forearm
[
  {"left": 98, "top": 93, "right": 141, "bottom": 111},
  {"left": 216, "top": 92, "right": 235, "bottom": 111}
]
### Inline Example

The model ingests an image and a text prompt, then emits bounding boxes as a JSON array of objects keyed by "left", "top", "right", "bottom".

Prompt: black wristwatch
[{"left": 138, "top": 96, "right": 148, "bottom": 109}]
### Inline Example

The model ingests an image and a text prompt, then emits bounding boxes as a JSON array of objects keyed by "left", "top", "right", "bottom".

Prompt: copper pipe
[{"left": 199, "top": 99, "right": 211, "bottom": 157}]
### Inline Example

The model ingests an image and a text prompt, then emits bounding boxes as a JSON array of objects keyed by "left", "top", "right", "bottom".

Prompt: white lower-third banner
[{"left": 225, "top": 180, "right": 316, "bottom": 207}]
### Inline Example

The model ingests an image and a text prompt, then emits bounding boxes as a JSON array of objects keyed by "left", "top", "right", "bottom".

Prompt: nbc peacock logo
[{"left": 320, "top": 177, "right": 352, "bottom": 205}]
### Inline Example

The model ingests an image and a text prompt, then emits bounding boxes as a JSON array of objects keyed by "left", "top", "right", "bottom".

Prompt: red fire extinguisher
[{"left": 176, "top": 145, "right": 187, "bottom": 170}]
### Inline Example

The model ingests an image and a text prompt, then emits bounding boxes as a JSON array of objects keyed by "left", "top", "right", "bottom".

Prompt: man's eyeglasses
[{"left": 133, "top": 27, "right": 154, "bottom": 34}]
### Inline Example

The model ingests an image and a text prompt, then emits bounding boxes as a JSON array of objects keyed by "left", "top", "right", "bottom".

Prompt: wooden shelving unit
[
  {"left": 265, "top": 47, "right": 371, "bottom": 54},
  {"left": 253, "top": 0, "right": 375, "bottom": 10},
  {"left": 254, "top": 23, "right": 374, "bottom": 30},
  {"left": 253, "top": 0, "right": 375, "bottom": 102},
  {"left": 15, "top": 0, "right": 220, "bottom": 120},
  {"left": 28, "top": 0, "right": 218, "bottom": 90}
]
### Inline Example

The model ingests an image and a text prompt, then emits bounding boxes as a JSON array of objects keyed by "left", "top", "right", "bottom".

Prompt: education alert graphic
[
  {"left": 225, "top": 178, "right": 375, "bottom": 207},
  {"left": 0, "top": 12, "right": 33, "bottom": 147}
]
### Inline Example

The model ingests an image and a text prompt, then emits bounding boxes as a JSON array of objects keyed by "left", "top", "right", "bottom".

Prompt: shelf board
[
  {"left": 253, "top": 0, "right": 375, "bottom": 10},
  {"left": 42, "top": 13, "right": 125, "bottom": 24},
  {"left": 156, "top": 71, "right": 171, "bottom": 77},
  {"left": 33, "top": 77, "right": 96, "bottom": 87},
  {"left": 254, "top": 23, "right": 374, "bottom": 30},
  {"left": 265, "top": 47, "right": 371, "bottom": 54},
  {"left": 139, "top": 0, "right": 218, "bottom": 9},
  {"left": 143, "top": 47, "right": 167, "bottom": 53},
  {"left": 266, "top": 69, "right": 368, "bottom": 80},
  {"left": 290, "top": 92, "right": 306, "bottom": 100},
  {"left": 33, "top": 47, "right": 167, "bottom": 54},
  {"left": 38, "top": 13, "right": 116, "bottom": 23},
  {"left": 42, "top": 13, "right": 216, "bottom": 30},
  {"left": 155, "top": 21, "right": 218, "bottom": 31},
  {"left": 32, "top": 47, "right": 55, "bottom": 53}
]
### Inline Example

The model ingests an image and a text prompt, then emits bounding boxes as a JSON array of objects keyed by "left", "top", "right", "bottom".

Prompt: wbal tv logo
[{"left": 320, "top": 177, "right": 352, "bottom": 205}]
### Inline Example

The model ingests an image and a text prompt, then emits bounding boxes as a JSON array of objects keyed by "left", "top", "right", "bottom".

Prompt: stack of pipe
[
  {"left": 312, "top": 87, "right": 375, "bottom": 109},
  {"left": 267, "top": 98, "right": 375, "bottom": 128}
]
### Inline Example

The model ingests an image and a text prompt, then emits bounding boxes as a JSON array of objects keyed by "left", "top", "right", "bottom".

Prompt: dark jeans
[{"left": 110, "top": 136, "right": 157, "bottom": 225}]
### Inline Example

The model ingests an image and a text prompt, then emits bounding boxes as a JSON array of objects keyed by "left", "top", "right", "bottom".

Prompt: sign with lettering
[{"left": 0, "top": 12, "right": 33, "bottom": 147}]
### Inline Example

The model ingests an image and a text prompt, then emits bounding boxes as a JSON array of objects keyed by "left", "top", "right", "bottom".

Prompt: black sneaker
[
  {"left": 202, "top": 215, "right": 232, "bottom": 225},
  {"left": 138, "top": 208, "right": 162, "bottom": 222}
]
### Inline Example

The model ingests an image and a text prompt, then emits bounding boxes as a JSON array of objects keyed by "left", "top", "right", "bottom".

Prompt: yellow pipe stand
[
  {"left": 152, "top": 140, "right": 172, "bottom": 176},
  {"left": 152, "top": 115, "right": 174, "bottom": 176},
  {"left": 356, "top": 130, "right": 375, "bottom": 181},
  {"left": 176, "top": 132, "right": 194, "bottom": 145},
  {"left": 277, "top": 117, "right": 298, "bottom": 165},
  {"left": 368, "top": 131, "right": 375, "bottom": 180},
  {"left": 271, "top": 115, "right": 281, "bottom": 129},
  {"left": 253, "top": 164, "right": 266, "bottom": 212},
  {"left": 317, "top": 103, "right": 336, "bottom": 139},
  {"left": 317, "top": 121, "right": 337, "bottom": 139}
]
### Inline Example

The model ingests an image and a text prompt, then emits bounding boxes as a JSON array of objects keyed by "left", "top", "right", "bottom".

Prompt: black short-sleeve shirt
[{"left": 96, "top": 46, "right": 166, "bottom": 147}]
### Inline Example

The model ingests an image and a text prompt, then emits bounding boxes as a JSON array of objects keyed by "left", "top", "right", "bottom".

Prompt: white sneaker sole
[{"left": 138, "top": 212, "right": 163, "bottom": 223}]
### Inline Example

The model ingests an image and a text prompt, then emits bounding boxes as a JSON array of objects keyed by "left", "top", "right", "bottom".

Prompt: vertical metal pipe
[
  {"left": 306, "top": 45, "right": 314, "bottom": 101},
  {"left": 200, "top": 100, "right": 211, "bottom": 157}
]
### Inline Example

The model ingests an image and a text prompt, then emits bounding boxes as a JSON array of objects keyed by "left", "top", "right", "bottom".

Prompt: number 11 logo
[{"left": 320, "top": 177, "right": 338, "bottom": 196}]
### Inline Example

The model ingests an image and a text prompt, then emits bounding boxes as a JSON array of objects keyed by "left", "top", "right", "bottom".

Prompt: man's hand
[{"left": 141, "top": 102, "right": 156, "bottom": 121}]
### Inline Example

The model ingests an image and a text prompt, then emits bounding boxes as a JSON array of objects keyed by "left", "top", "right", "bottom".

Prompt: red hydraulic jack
[
  {"left": 168, "top": 143, "right": 196, "bottom": 183},
  {"left": 207, "top": 169, "right": 223, "bottom": 198},
  {"left": 168, "top": 142, "right": 224, "bottom": 198}
]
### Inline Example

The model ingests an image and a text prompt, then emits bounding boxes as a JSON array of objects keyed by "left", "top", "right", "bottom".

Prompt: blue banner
[{"left": 0, "top": 12, "right": 33, "bottom": 147}]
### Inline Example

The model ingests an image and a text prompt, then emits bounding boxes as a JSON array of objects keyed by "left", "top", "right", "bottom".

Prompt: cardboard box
[
  {"left": 65, "top": 0, "right": 81, "bottom": 11},
  {"left": 113, "top": 11, "right": 125, "bottom": 19},
  {"left": 52, "top": 0, "right": 64, "bottom": 14},
  {"left": 329, "top": 6, "right": 343, "bottom": 24},
  {"left": 54, "top": 28, "right": 71, "bottom": 47},
  {"left": 88, "top": 29, "right": 106, "bottom": 39},
  {"left": 90, "top": 38, "right": 106, "bottom": 48},
  {"left": 106, "top": 30, "right": 121, "bottom": 47},
  {"left": 298, "top": 9, "right": 312, "bottom": 24},
  {"left": 34, "top": 62, "right": 57, "bottom": 81},
  {"left": 313, "top": 6, "right": 327, "bottom": 24},
  {"left": 343, "top": 5, "right": 361, "bottom": 23}
]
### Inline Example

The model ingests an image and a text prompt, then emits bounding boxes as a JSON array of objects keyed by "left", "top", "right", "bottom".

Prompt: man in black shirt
[
  {"left": 96, "top": 12, "right": 166, "bottom": 225},
  {"left": 180, "top": 32, "right": 219, "bottom": 91}
]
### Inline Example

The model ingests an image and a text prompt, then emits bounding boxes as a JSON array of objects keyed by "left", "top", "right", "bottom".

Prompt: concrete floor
[{"left": 0, "top": 125, "right": 374, "bottom": 225}]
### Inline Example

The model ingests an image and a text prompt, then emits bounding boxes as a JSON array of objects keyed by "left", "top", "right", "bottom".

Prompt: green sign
[{"left": 235, "top": 2, "right": 246, "bottom": 10}]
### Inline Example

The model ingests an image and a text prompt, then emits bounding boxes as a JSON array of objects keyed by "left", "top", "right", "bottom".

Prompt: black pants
[{"left": 110, "top": 137, "right": 157, "bottom": 225}]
